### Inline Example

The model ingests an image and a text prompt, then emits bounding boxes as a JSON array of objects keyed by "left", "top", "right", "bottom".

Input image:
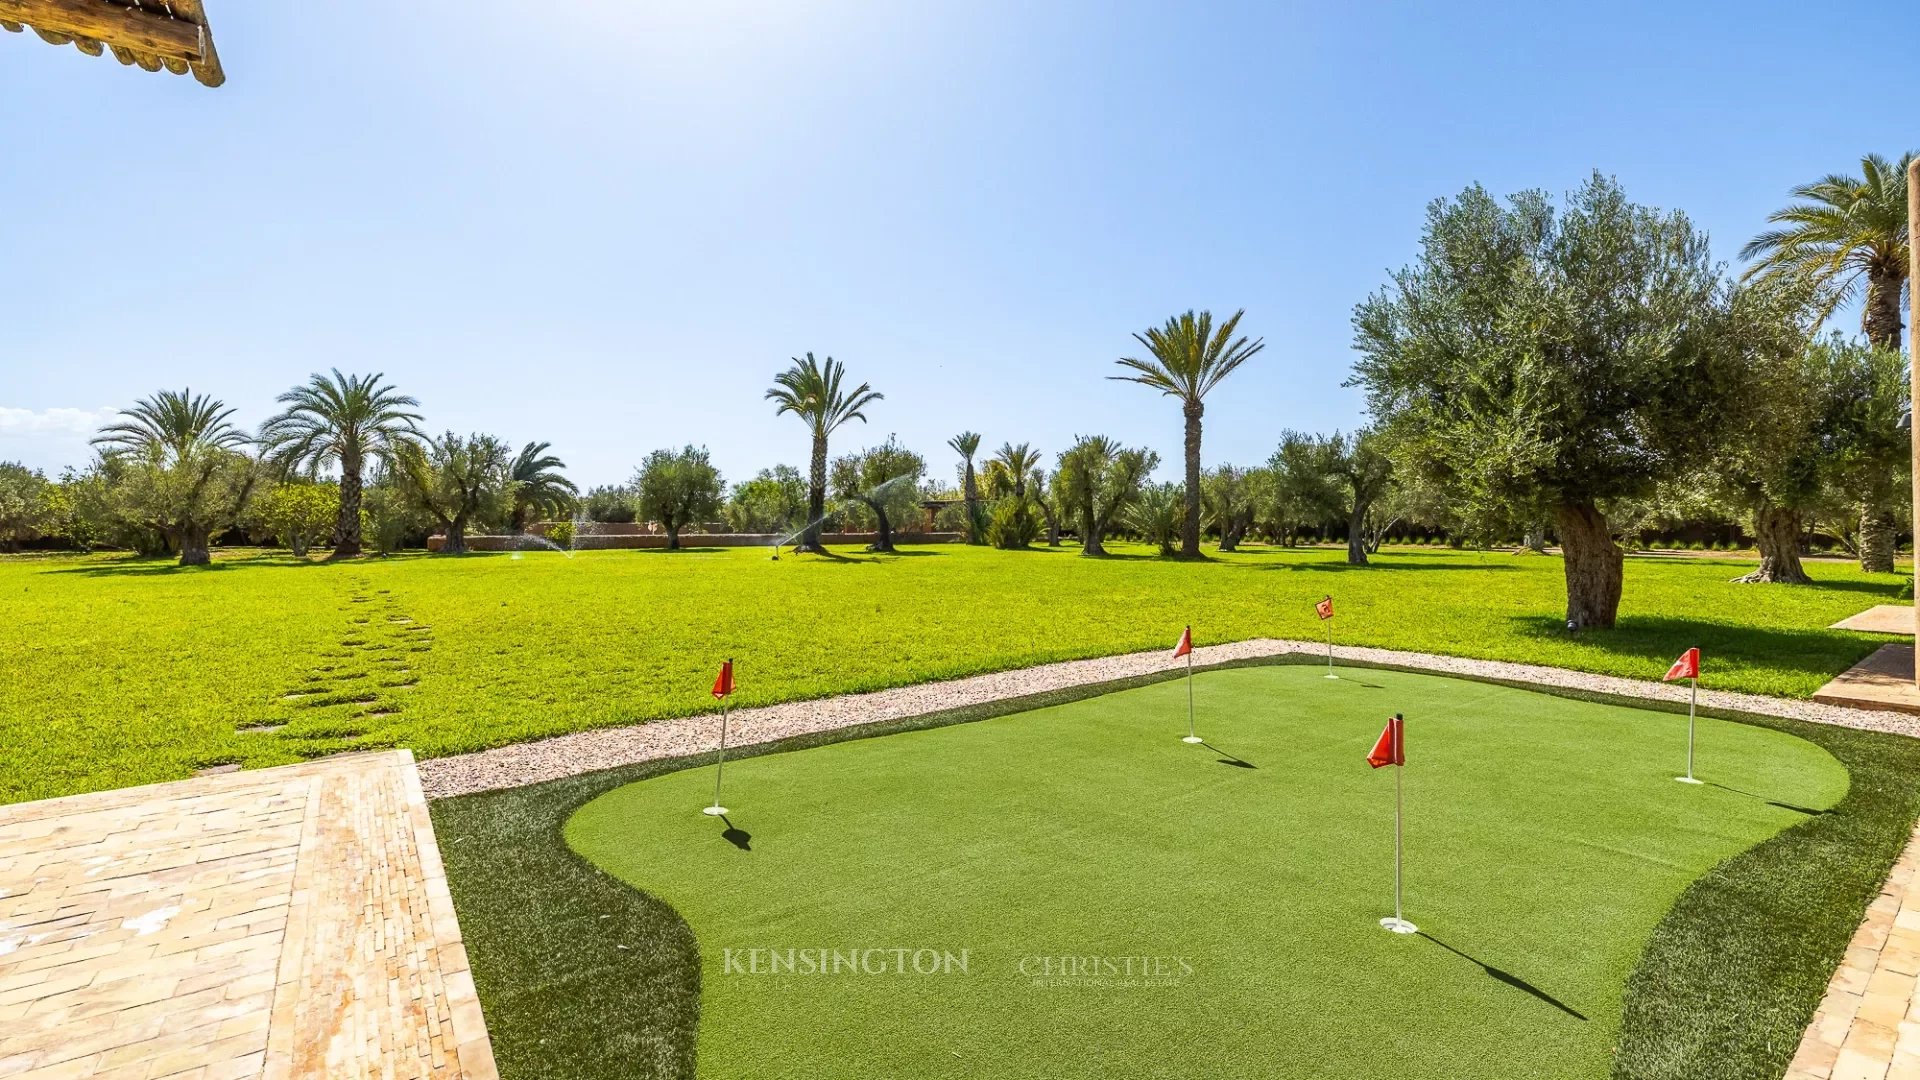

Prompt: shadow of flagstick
[
  {"left": 1417, "top": 933, "right": 1587, "bottom": 1021},
  {"left": 1701, "top": 780, "right": 1828, "bottom": 816},
  {"left": 1199, "top": 742, "right": 1257, "bottom": 769},
  {"left": 718, "top": 814, "right": 752, "bottom": 851}
]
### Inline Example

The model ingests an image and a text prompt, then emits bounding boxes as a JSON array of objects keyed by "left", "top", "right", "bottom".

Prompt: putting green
[{"left": 565, "top": 665, "right": 1845, "bottom": 1079}]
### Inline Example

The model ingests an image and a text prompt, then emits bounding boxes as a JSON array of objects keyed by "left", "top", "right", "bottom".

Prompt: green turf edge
[{"left": 428, "top": 656, "right": 1920, "bottom": 1080}]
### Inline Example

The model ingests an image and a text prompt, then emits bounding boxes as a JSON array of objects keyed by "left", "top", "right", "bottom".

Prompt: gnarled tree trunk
[
  {"left": 1079, "top": 505, "right": 1105, "bottom": 556},
  {"left": 178, "top": 524, "right": 212, "bottom": 567},
  {"left": 332, "top": 449, "right": 364, "bottom": 559},
  {"left": 1734, "top": 504, "right": 1810, "bottom": 583},
  {"left": 860, "top": 498, "right": 895, "bottom": 553},
  {"left": 440, "top": 516, "right": 468, "bottom": 555},
  {"left": 1346, "top": 497, "right": 1371, "bottom": 566},
  {"left": 1859, "top": 505, "right": 1897, "bottom": 573},
  {"left": 1037, "top": 499, "right": 1061, "bottom": 547},
  {"left": 1554, "top": 500, "right": 1623, "bottom": 630},
  {"left": 1180, "top": 401, "right": 1203, "bottom": 557}
]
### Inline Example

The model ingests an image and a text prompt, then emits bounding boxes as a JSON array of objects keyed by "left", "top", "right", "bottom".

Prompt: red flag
[
  {"left": 1367, "top": 715, "right": 1404, "bottom": 769},
  {"left": 1172, "top": 626, "right": 1192, "bottom": 659},
  {"left": 711, "top": 659, "right": 735, "bottom": 699},
  {"left": 1316, "top": 596, "right": 1334, "bottom": 621},
  {"left": 1662, "top": 648, "right": 1700, "bottom": 682}
]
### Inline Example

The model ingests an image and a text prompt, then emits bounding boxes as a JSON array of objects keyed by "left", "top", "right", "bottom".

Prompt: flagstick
[
  {"left": 1381, "top": 717, "right": 1416, "bottom": 934},
  {"left": 704, "top": 665, "right": 732, "bottom": 816},
  {"left": 1324, "top": 615, "right": 1339, "bottom": 679},
  {"left": 1676, "top": 673, "right": 1702, "bottom": 784},
  {"left": 1181, "top": 648, "right": 1202, "bottom": 744}
]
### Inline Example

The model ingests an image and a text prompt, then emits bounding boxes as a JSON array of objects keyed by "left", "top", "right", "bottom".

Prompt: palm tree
[
  {"left": 508, "top": 441, "right": 579, "bottom": 533},
  {"left": 92, "top": 389, "right": 247, "bottom": 460},
  {"left": 989, "top": 442, "right": 1042, "bottom": 499},
  {"left": 948, "top": 432, "right": 983, "bottom": 542},
  {"left": 1743, "top": 153, "right": 1915, "bottom": 571},
  {"left": 1741, "top": 152, "right": 1914, "bottom": 351},
  {"left": 259, "top": 370, "right": 421, "bottom": 559},
  {"left": 1126, "top": 482, "right": 1184, "bottom": 556},
  {"left": 1111, "top": 309, "right": 1265, "bottom": 556},
  {"left": 766, "top": 353, "right": 882, "bottom": 553},
  {"left": 92, "top": 390, "right": 255, "bottom": 565}
]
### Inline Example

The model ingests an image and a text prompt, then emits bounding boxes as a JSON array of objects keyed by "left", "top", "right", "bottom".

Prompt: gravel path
[{"left": 417, "top": 639, "right": 1920, "bottom": 799}]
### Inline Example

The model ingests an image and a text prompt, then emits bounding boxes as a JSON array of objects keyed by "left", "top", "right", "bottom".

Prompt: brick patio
[{"left": 0, "top": 751, "right": 495, "bottom": 1079}]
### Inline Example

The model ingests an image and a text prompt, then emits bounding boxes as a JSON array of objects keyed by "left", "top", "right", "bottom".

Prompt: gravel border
[{"left": 417, "top": 639, "right": 1920, "bottom": 799}]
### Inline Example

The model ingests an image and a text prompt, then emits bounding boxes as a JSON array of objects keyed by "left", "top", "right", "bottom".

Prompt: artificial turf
[
  {"left": 2, "top": 543, "right": 1903, "bottom": 804},
  {"left": 551, "top": 664, "right": 1845, "bottom": 1079}
]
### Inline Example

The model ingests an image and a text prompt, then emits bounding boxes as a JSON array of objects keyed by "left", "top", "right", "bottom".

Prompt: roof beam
[{"left": 0, "top": 0, "right": 202, "bottom": 61}]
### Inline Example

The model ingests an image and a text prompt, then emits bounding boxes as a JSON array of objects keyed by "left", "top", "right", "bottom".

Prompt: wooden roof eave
[{"left": 0, "top": 0, "right": 223, "bottom": 87}]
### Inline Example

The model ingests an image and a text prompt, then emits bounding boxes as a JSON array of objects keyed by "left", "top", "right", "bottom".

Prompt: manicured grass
[
  {"left": 430, "top": 659, "right": 1920, "bottom": 1079},
  {"left": 2, "top": 544, "right": 1903, "bottom": 804}
]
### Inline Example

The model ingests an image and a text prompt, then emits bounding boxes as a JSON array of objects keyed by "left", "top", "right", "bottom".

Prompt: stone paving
[
  {"left": 0, "top": 751, "right": 494, "bottom": 1080},
  {"left": 1789, "top": 820, "right": 1920, "bottom": 1080}
]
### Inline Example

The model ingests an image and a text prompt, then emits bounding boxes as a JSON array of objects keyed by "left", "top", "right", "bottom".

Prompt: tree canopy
[
  {"left": 1351, "top": 173, "right": 1735, "bottom": 627},
  {"left": 633, "top": 445, "right": 724, "bottom": 550}
]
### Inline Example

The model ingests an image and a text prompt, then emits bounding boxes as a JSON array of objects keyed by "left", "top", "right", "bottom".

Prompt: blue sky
[{"left": 1, "top": 0, "right": 1907, "bottom": 488}]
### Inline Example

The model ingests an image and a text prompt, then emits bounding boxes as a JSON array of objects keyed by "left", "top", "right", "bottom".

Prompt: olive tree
[
  {"left": 1052, "top": 436, "right": 1158, "bottom": 556},
  {"left": 1202, "top": 465, "right": 1262, "bottom": 552},
  {"left": 1325, "top": 431, "right": 1395, "bottom": 566},
  {"left": 1352, "top": 174, "right": 1733, "bottom": 629},
  {"left": 396, "top": 432, "right": 513, "bottom": 555},
  {"left": 633, "top": 445, "right": 724, "bottom": 550},
  {"left": 1265, "top": 431, "right": 1341, "bottom": 545},
  {"left": 0, "top": 462, "right": 50, "bottom": 551},
  {"left": 724, "top": 466, "right": 808, "bottom": 534},
  {"left": 830, "top": 436, "right": 926, "bottom": 552},
  {"left": 91, "top": 390, "right": 260, "bottom": 565},
  {"left": 254, "top": 480, "right": 340, "bottom": 558}
]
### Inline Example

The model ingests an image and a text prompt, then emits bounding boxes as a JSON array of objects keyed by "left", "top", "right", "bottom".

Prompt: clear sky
[{"left": 1, "top": 0, "right": 1908, "bottom": 489}]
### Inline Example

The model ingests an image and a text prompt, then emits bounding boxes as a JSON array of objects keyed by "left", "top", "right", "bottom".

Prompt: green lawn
[
  {"left": 1, "top": 544, "right": 1903, "bottom": 804},
  {"left": 433, "top": 661, "right": 1910, "bottom": 1079}
]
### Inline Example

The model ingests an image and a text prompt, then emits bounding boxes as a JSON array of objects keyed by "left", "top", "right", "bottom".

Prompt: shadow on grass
[
  {"left": 1200, "top": 741, "right": 1257, "bottom": 769},
  {"left": 719, "top": 815, "right": 752, "bottom": 851},
  {"left": 1250, "top": 558, "right": 1519, "bottom": 573},
  {"left": 1703, "top": 780, "right": 1829, "bottom": 817},
  {"left": 1419, "top": 933, "right": 1587, "bottom": 1021},
  {"left": 45, "top": 553, "right": 400, "bottom": 577},
  {"left": 1509, "top": 614, "right": 1881, "bottom": 686}
]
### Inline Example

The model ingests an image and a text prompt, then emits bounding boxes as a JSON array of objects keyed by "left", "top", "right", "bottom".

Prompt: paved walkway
[
  {"left": 1790, "top": 820, "right": 1920, "bottom": 1080},
  {"left": 0, "top": 751, "right": 495, "bottom": 1080}
]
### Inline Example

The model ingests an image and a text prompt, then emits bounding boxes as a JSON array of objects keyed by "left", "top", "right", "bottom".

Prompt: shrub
[
  {"left": 547, "top": 519, "right": 577, "bottom": 548},
  {"left": 363, "top": 482, "right": 431, "bottom": 554},
  {"left": 987, "top": 498, "right": 1041, "bottom": 549},
  {"left": 252, "top": 480, "right": 339, "bottom": 557},
  {"left": 1125, "top": 483, "right": 1183, "bottom": 556}
]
